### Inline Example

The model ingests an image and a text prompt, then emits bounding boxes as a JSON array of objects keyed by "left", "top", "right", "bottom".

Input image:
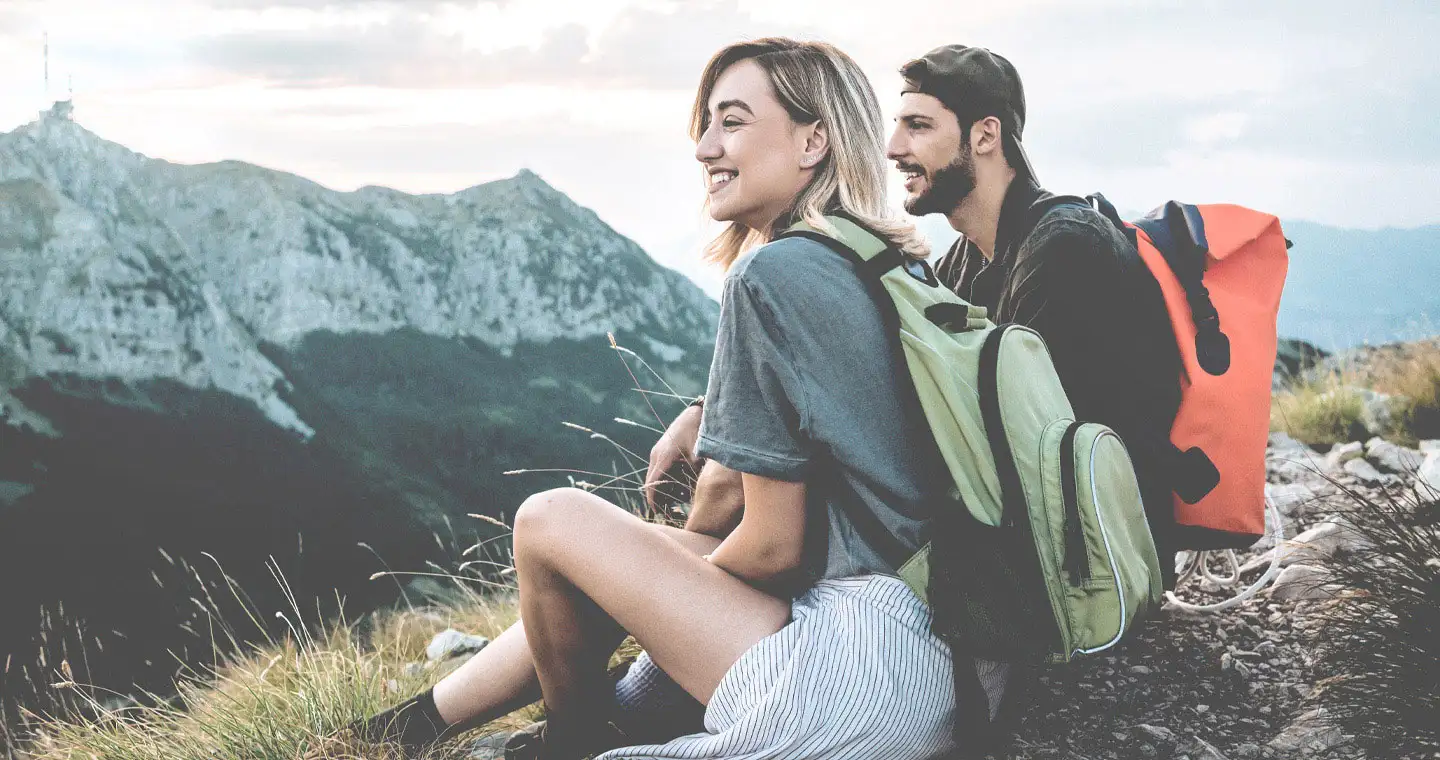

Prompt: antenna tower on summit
[{"left": 43, "top": 31, "right": 49, "bottom": 99}]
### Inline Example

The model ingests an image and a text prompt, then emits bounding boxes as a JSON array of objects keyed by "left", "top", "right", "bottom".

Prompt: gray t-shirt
[{"left": 696, "top": 235, "right": 947, "bottom": 585}]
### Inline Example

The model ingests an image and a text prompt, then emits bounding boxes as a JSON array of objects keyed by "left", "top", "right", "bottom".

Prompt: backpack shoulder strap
[{"left": 776, "top": 214, "right": 921, "bottom": 284}]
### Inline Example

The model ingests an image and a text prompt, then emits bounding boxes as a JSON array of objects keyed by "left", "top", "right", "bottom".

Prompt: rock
[
  {"left": 466, "top": 731, "right": 514, "bottom": 760},
  {"left": 403, "top": 662, "right": 425, "bottom": 678},
  {"left": 1243, "top": 519, "right": 1364, "bottom": 572},
  {"left": 1365, "top": 439, "right": 1426, "bottom": 474},
  {"left": 1129, "top": 665, "right": 1154, "bottom": 675},
  {"left": 426, "top": 629, "right": 490, "bottom": 661},
  {"left": 1293, "top": 519, "right": 1367, "bottom": 559},
  {"left": 1265, "top": 483, "right": 1326, "bottom": 518},
  {"left": 1179, "top": 736, "right": 1229, "bottom": 759},
  {"left": 1269, "top": 708, "right": 1346, "bottom": 754},
  {"left": 1136, "top": 724, "right": 1178, "bottom": 745},
  {"left": 1270, "top": 564, "right": 1336, "bottom": 601},
  {"left": 1420, "top": 440, "right": 1440, "bottom": 454},
  {"left": 1268, "top": 431, "right": 1315, "bottom": 456},
  {"left": 1342, "top": 457, "right": 1386, "bottom": 486},
  {"left": 1232, "top": 742, "right": 1261, "bottom": 759},
  {"left": 401, "top": 577, "right": 456, "bottom": 605},
  {"left": 1267, "top": 435, "right": 1328, "bottom": 484},
  {"left": 1325, "top": 441, "right": 1365, "bottom": 471},
  {"left": 1357, "top": 388, "right": 1399, "bottom": 436},
  {"left": 1419, "top": 452, "right": 1440, "bottom": 495}
]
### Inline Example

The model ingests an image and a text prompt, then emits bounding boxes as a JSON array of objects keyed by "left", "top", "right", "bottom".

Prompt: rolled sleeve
[{"left": 695, "top": 272, "right": 812, "bottom": 482}]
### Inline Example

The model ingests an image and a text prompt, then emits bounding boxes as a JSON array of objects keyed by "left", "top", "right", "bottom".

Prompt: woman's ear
[{"left": 800, "top": 120, "right": 828, "bottom": 169}]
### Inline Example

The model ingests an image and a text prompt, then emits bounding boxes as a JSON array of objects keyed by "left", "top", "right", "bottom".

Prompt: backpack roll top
[
  {"left": 1130, "top": 202, "right": 1289, "bottom": 549},
  {"left": 778, "top": 215, "right": 1164, "bottom": 666}
]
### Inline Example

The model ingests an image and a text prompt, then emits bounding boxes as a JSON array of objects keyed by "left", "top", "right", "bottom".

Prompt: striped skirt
[{"left": 598, "top": 574, "right": 1007, "bottom": 760}]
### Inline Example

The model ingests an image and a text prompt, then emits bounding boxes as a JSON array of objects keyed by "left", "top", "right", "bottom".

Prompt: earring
[{"left": 802, "top": 156, "right": 816, "bottom": 167}]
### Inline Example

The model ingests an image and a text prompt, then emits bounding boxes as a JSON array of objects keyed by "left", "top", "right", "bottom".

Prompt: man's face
[{"left": 887, "top": 92, "right": 975, "bottom": 216}]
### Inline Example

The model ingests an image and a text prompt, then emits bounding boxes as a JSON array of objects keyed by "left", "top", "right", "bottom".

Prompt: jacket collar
[{"left": 990, "top": 177, "right": 1046, "bottom": 269}]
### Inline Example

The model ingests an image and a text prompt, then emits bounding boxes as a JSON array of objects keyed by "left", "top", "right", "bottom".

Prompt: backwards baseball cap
[{"left": 900, "top": 44, "right": 1037, "bottom": 181}]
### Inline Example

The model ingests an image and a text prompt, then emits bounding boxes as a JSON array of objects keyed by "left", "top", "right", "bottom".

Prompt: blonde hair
[{"left": 690, "top": 38, "right": 929, "bottom": 270}]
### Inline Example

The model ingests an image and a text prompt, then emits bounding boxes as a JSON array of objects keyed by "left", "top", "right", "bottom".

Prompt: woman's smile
[{"left": 708, "top": 169, "right": 737, "bottom": 195}]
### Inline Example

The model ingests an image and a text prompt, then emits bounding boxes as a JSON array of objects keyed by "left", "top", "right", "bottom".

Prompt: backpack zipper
[
  {"left": 1060, "top": 421, "right": 1089, "bottom": 586},
  {"left": 1073, "top": 430, "right": 1131, "bottom": 656}
]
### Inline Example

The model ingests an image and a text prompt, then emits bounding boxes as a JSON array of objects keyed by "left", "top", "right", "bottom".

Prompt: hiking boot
[
  {"left": 502, "top": 717, "right": 631, "bottom": 760},
  {"left": 343, "top": 688, "right": 452, "bottom": 752}
]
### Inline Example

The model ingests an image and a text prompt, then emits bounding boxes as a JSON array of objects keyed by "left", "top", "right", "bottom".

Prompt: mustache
[{"left": 895, "top": 162, "right": 925, "bottom": 175}]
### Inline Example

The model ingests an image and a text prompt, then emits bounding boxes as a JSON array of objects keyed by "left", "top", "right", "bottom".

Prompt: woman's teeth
[{"left": 711, "top": 171, "right": 736, "bottom": 187}]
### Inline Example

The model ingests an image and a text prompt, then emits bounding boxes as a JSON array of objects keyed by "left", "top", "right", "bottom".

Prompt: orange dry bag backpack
[{"left": 1055, "top": 194, "right": 1291, "bottom": 550}]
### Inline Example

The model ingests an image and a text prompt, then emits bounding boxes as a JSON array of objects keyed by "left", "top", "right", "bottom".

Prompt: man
[{"left": 884, "top": 44, "right": 1183, "bottom": 586}]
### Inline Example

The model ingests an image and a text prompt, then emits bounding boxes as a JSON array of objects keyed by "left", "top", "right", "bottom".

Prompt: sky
[{"left": 2, "top": 0, "right": 1437, "bottom": 296}]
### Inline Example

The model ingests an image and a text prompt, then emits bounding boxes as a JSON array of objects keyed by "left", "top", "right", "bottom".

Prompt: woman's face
[{"left": 695, "top": 59, "right": 819, "bottom": 232}]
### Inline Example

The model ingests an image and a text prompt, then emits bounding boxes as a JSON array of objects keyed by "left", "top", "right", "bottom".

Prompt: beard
[{"left": 903, "top": 145, "right": 976, "bottom": 217}]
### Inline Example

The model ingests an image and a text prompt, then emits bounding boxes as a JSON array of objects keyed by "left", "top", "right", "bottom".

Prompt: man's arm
[{"left": 685, "top": 460, "right": 745, "bottom": 538}]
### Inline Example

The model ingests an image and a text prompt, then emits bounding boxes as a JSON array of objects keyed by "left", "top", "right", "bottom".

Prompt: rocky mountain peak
[{"left": 0, "top": 114, "right": 718, "bottom": 436}]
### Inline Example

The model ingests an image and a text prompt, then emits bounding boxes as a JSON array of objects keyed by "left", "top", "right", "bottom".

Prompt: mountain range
[{"left": 0, "top": 103, "right": 717, "bottom": 704}]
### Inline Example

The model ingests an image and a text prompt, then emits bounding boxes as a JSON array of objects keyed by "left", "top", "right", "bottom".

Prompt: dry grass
[
  {"left": 1272, "top": 338, "right": 1440, "bottom": 446},
  {"left": 9, "top": 338, "right": 697, "bottom": 759},
  {"left": 24, "top": 572, "right": 535, "bottom": 760}
]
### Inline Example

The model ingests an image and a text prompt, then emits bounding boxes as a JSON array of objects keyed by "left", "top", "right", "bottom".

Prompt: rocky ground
[
  {"left": 1003, "top": 432, "right": 1435, "bottom": 760},
  {"left": 408, "top": 433, "right": 1439, "bottom": 760}
]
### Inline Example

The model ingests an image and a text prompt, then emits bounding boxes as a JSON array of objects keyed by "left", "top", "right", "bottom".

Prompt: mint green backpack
[{"left": 779, "top": 214, "right": 1163, "bottom": 666}]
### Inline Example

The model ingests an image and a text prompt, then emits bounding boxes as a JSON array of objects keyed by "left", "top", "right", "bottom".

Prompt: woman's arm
[
  {"left": 685, "top": 460, "right": 745, "bottom": 538},
  {"left": 704, "top": 473, "right": 805, "bottom": 593}
]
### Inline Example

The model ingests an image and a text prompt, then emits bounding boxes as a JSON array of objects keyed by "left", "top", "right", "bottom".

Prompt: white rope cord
[{"left": 1163, "top": 499, "right": 1286, "bottom": 613}]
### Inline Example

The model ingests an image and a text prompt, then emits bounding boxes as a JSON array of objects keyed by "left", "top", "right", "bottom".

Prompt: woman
[{"left": 340, "top": 38, "right": 1005, "bottom": 760}]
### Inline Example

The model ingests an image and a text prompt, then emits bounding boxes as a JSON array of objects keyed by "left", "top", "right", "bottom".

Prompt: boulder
[
  {"left": 1178, "top": 737, "right": 1229, "bottom": 760},
  {"left": 1265, "top": 482, "right": 1330, "bottom": 517},
  {"left": 1268, "top": 431, "right": 1316, "bottom": 456},
  {"left": 1357, "top": 388, "right": 1399, "bottom": 436},
  {"left": 1419, "top": 452, "right": 1440, "bottom": 496},
  {"left": 1270, "top": 564, "right": 1336, "bottom": 601},
  {"left": 1342, "top": 457, "right": 1388, "bottom": 486},
  {"left": 466, "top": 732, "right": 515, "bottom": 760},
  {"left": 1267, "top": 436, "right": 1328, "bottom": 485},
  {"left": 1365, "top": 439, "right": 1426, "bottom": 474},
  {"left": 1324, "top": 441, "right": 1365, "bottom": 471},
  {"left": 1245, "top": 518, "right": 1367, "bottom": 573},
  {"left": 426, "top": 628, "right": 491, "bottom": 661},
  {"left": 1269, "top": 708, "right": 1347, "bottom": 755}
]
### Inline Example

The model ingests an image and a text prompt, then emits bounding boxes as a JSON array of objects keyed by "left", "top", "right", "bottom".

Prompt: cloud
[
  {"left": 188, "top": 0, "right": 812, "bottom": 90},
  {"left": 204, "top": 0, "right": 497, "bottom": 9}
]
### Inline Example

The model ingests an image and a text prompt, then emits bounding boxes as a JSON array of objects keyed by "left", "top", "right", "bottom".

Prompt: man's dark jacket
[{"left": 935, "top": 179, "right": 1183, "bottom": 587}]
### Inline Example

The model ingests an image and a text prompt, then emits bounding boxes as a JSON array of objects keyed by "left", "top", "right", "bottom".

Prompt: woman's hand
[{"left": 644, "top": 404, "right": 704, "bottom": 508}]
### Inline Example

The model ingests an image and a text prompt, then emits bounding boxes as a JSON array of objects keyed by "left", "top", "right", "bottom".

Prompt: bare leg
[
  {"left": 432, "top": 523, "right": 722, "bottom": 726},
  {"left": 514, "top": 488, "right": 788, "bottom": 714}
]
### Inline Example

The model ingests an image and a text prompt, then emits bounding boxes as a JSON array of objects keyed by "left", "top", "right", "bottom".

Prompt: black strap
[
  {"left": 978, "top": 326, "right": 1025, "bottom": 529},
  {"left": 1133, "top": 202, "right": 1231, "bottom": 376},
  {"left": 774, "top": 229, "right": 905, "bottom": 282},
  {"left": 924, "top": 302, "right": 978, "bottom": 332}
]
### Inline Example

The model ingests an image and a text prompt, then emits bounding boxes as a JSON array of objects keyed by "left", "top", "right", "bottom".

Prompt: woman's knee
[{"left": 512, "top": 487, "right": 596, "bottom": 551}]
